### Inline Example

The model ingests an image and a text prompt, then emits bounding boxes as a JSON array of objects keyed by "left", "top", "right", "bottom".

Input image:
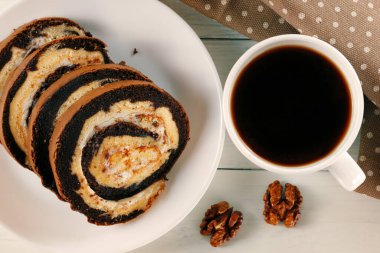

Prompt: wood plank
[
  {"left": 132, "top": 170, "right": 380, "bottom": 253},
  {"left": 1, "top": 170, "right": 378, "bottom": 253},
  {"left": 160, "top": 0, "right": 247, "bottom": 39},
  {"left": 203, "top": 39, "right": 256, "bottom": 85}
]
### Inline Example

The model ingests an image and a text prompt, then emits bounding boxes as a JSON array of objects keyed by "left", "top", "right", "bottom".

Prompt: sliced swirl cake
[
  {"left": 49, "top": 80, "right": 190, "bottom": 225},
  {"left": 0, "top": 17, "right": 90, "bottom": 97},
  {"left": 28, "top": 64, "right": 149, "bottom": 195},
  {"left": 0, "top": 36, "right": 111, "bottom": 167}
]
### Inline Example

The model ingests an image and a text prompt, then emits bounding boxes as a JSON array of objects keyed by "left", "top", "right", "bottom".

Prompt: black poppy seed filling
[
  {"left": 0, "top": 18, "right": 91, "bottom": 72},
  {"left": 31, "top": 67, "right": 148, "bottom": 194},
  {"left": 0, "top": 49, "right": 12, "bottom": 75},
  {"left": 26, "top": 64, "right": 79, "bottom": 125},
  {"left": 54, "top": 84, "right": 189, "bottom": 224},
  {"left": 81, "top": 122, "right": 159, "bottom": 200},
  {"left": 1, "top": 37, "right": 111, "bottom": 166},
  {"left": 88, "top": 209, "right": 144, "bottom": 225}
]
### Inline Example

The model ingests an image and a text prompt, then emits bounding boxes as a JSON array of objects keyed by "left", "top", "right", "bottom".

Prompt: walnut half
[
  {"left": 200, "top": 201, "right": 243, "bottom": 247},
  {"left": 263, "top": 180, "right": 303, "bottom": 228}
]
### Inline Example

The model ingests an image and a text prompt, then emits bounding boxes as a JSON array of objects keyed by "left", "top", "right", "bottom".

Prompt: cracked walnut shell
[
  {"left": 263, "top": 180, "right": 303, "bottom": 228},
  {"left": 200, "top": 201, "right": 243, "bottom": 247}
]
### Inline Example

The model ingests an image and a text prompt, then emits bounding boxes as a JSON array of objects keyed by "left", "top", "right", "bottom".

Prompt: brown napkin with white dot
[{"left": 181, "top": 0, "right": 380, "bottom": 199}]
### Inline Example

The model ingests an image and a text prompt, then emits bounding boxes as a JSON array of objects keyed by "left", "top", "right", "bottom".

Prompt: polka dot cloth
[
  {"left": 183, "top": 0, "right": 380, "bottom": 199},
  {"left": 184, "top": 0, "right": 297, "bottom": 41},
  {"left": 357, "top": 97, "right": 380, "bottom": 197}
]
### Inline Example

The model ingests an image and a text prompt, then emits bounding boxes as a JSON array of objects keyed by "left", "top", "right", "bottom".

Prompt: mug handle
[{"left": 328, "top": 152, "right": 366, "bottom": 191}]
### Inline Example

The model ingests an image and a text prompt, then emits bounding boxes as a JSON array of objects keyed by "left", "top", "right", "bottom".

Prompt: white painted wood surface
[
  {"left": 0, "top": 0, "right": 376, "bottom": 253},
  {"left": 2, "top": 170, "right": 380, "bottom": 253}
]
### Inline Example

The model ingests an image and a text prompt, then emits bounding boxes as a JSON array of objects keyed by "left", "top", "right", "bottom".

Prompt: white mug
[{"left": 223, "top": 34, "right": 365, "bottom": 191}]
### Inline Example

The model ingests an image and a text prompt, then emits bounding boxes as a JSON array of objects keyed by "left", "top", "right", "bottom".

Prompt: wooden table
[{"left": 0, "top": 1, "right": 379, "bottom": 252}]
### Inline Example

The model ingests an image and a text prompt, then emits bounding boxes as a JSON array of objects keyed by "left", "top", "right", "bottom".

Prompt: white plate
[{"left": 0, "top": 0, "right": 224, "bottom": 252}]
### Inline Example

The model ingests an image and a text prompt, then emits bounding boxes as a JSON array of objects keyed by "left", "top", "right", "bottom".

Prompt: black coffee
[{"left": 232, "top": 46, "right": 351, "bottom": 166}]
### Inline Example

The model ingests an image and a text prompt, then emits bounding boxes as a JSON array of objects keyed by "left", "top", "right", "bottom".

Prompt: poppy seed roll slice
[
  {"left": 49, "top": 80, "right": 189, "bottom": 225},
  {"left": 0, "top": 36, "right": 111, "bottom": 167},
  {"left": 28, "top": 64, "right": 149, "bottom": 195},
  {"left": 0, "top": 17, "right": 90, "bottom": 97}
]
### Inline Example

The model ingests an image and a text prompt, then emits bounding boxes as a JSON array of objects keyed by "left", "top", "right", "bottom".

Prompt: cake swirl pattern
[
  {"left": 0, "top": 17, "right": 190, "bottom": 225},
  {"left": 0, "top": 17, "right": 90, "bottom": 97},
  {"left": 28, "top": 64, "right": 150, "bottom": 195},
  {"left": 49, "top": 81, "right": 189, "bottom": 225},
  {"left": 0, "top": 36, "right": 111, "bottom": 167}
]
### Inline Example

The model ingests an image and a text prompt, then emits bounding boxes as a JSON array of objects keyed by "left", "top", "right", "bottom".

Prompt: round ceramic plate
[{"left": 0, "top": 0, "right": 224, "bottom": 252}]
